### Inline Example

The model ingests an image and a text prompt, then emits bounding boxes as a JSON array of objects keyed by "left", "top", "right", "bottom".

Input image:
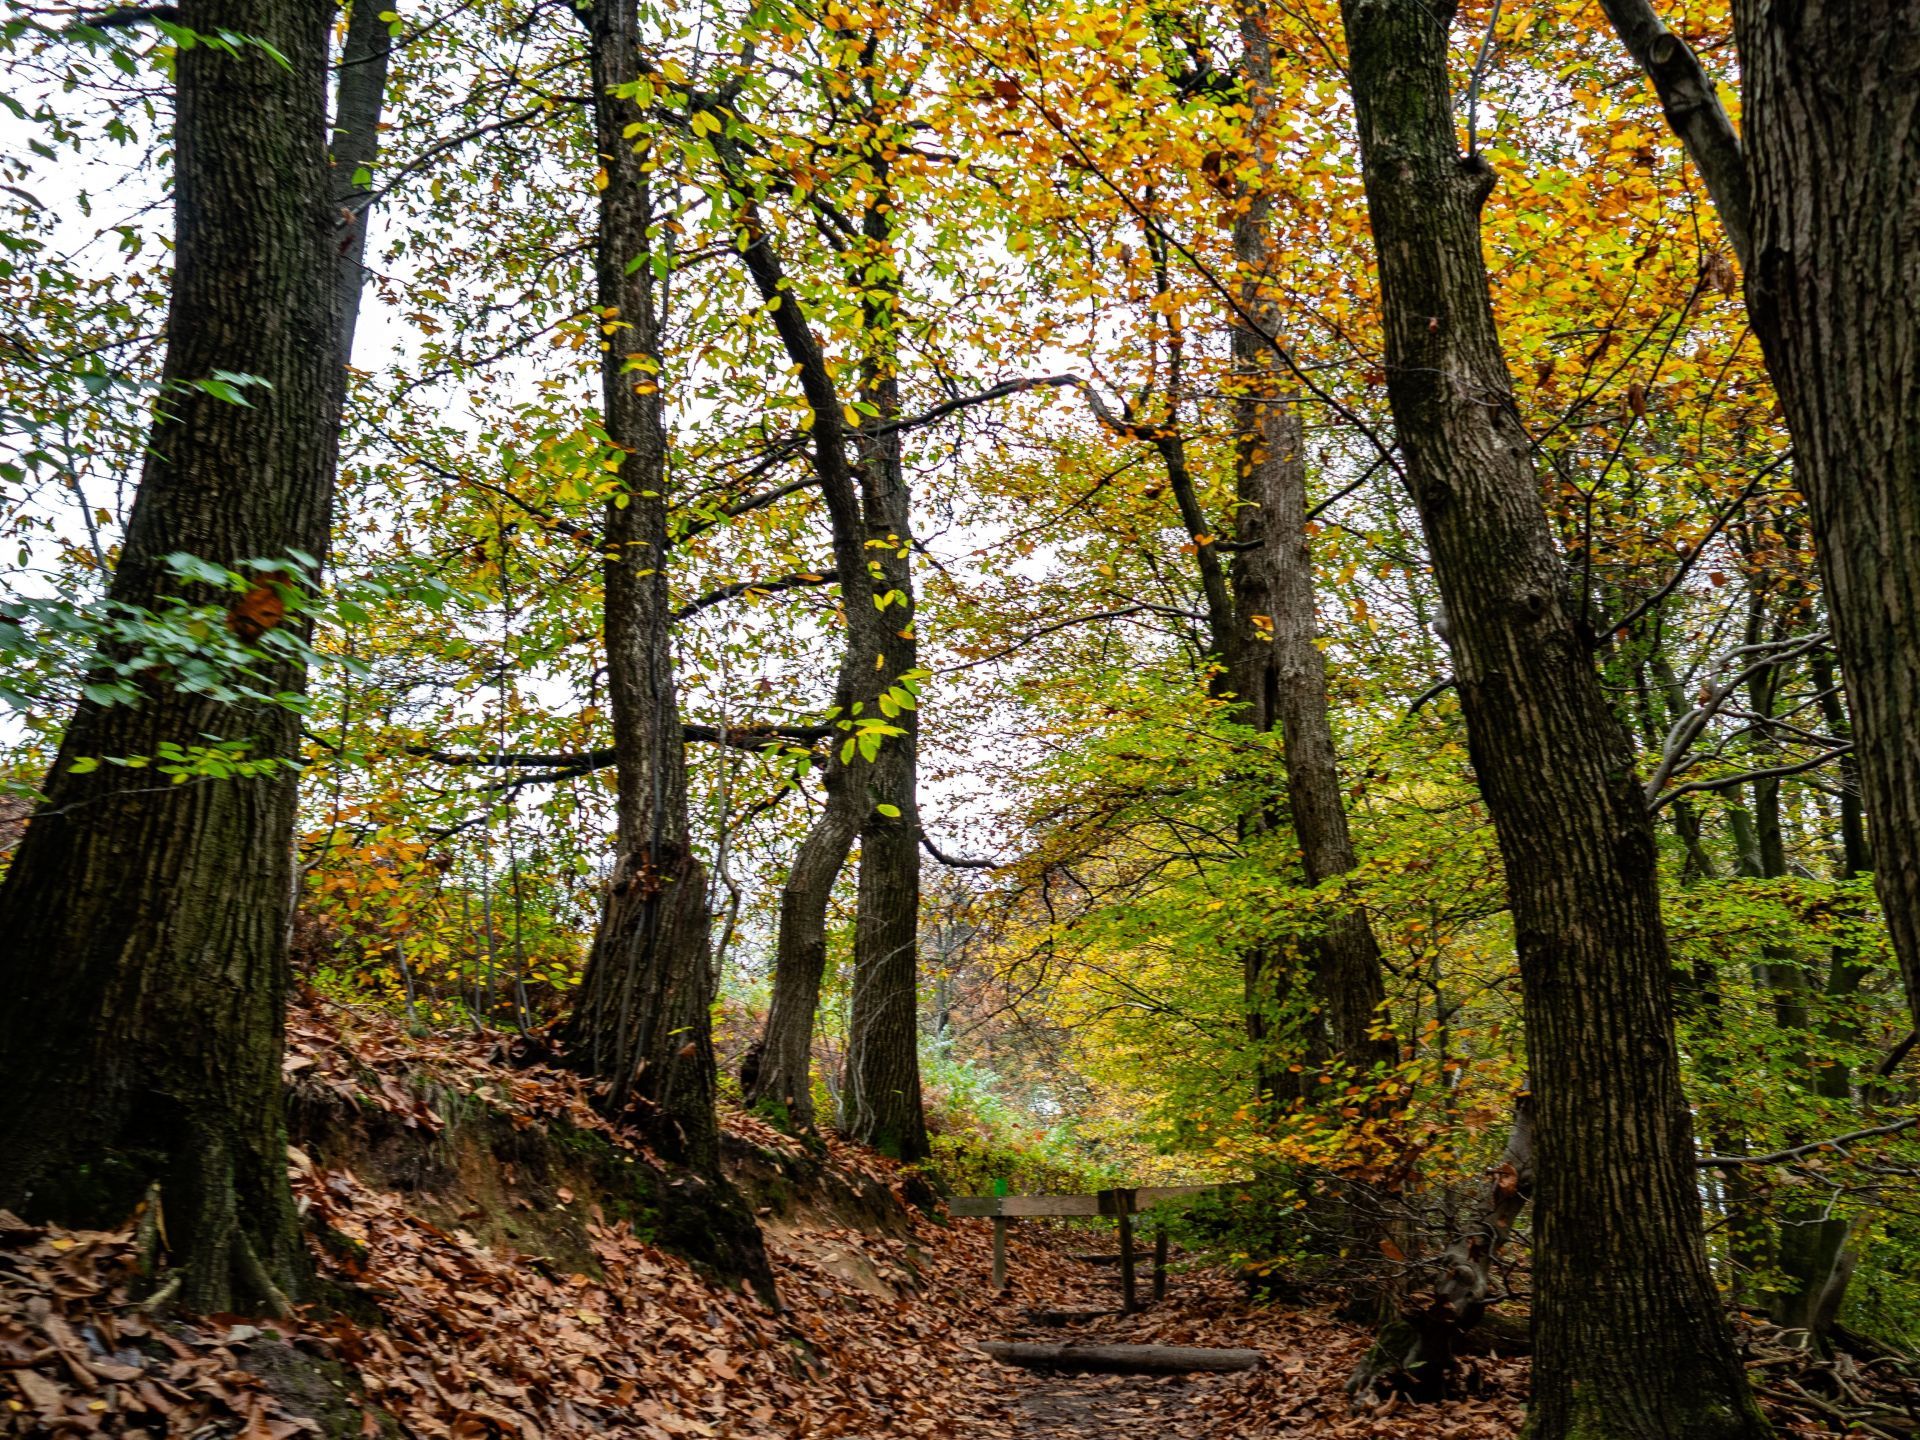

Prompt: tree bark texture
[
  {"left": 1731, "top": 0, "right": 1920, "bottom": 1038},
  {"left": 1337, "top": 0, "right": 1768, "bottom": 1433},
  {"left": 744, "top": 758, "right": 858, "bottom": 1130},
  {"left": 731, "top": 125, "right": 923, "bottom": 1151},
  {"left": 562, "top": 0, "right": 722, "bottom": 1173},
  {"left": 0, "top": 0, "right": 338, "bottom": 1314},
  {"left": 843, "top": 341, "right": 930, "bottom": 1162},
  {"left": 1233, "top": 0, "right": 1393, "bottom": 1096}
]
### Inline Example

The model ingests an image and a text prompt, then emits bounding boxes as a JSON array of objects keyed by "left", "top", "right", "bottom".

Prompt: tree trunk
[
  {"left": 1733, "top": 0, "right": 1920, "bottom": 1037},
  {"left": 1336, "top": 0, "right": 1768, "bottom": 1432},
  {"left": 1601, "top": 0, "right": 1920, "bottom": 1037},
  {"left": 0, "top": 0, "right": 337, "bottom": 1315},
  {"left": 562, "top": 0, "right": 721, "bottom": 1173},
  {"left": 1229, "top": 1, "right": 1393, "bottom": 1101},
  {"left": 842, "top": 332, "right": 930, "bottom": 1162},
  {"left": 329, "top": 0, "right": 393, "bottom": 368},
  {"left": 744, "top": 765, "right": 859, "bottom": 1130}
]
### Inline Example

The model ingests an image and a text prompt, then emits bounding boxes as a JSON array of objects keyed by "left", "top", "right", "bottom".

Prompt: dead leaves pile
[
  {"left": 12, "top": 999, "right": 1904, "bottom": 1440},
  {"left": 296, "top": 1158, "right": 1043, "bottom": 1440},
  {"left": 0, "top": 1211, "right": 319, "bottom": 1438}
]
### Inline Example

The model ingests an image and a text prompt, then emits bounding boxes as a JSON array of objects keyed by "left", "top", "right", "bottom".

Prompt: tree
[
  {"left": 559, "top": 0, "right": 729, "bottom": 1174},
  {"left": 1336, "top": 0, "right": 1770, "bottom": 1431},
  {"left": 1595, "top": 0, "right": 1920, "bottom": 1041},
  {"left": 0, "top": 0, "right": 339, "bottom": 1314}
]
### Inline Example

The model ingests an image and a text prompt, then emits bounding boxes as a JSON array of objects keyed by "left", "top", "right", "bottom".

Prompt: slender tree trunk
[
  {"left": 1337, "top": 0, "right": 1767, "bottom": 1432},
  {"left": 731, "top": 80, "right": 915, "bottom": 1146},
  {"left": 744, "top": 763, "right": 859, "bottom": 1130},
  {"left": 1228, "top": 0, "right": 1394, "bottom": 1102},
  {"left": 329, "top": 0, "right": 393, "bottom": 369},
  {"left": 1769, "top": 648, "right": 1870, "bottom": 1338},
  {"left": 562, "top": 0, "right": 721, "bottom": 1172},
  {"left": 0, "top": 0, "right": 337, "bottom": 1315}
]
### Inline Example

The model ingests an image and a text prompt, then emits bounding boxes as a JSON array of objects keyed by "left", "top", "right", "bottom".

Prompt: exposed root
[
  {"left": 139, "top": 1271, "right": 183, "bottom": 1315},
  {"left": 237, "top": 1232, "right": 294, "bottom": 1319}
]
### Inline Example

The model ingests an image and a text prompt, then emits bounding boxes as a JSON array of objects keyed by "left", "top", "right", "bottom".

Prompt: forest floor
[{"left": 0, "top": 997, "right": 1890, "bottom": 1438}]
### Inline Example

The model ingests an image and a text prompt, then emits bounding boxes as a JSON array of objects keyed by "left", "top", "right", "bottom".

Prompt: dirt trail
[{"left": 999, "top": 1361, "right": 1233, "bottom": 1437}]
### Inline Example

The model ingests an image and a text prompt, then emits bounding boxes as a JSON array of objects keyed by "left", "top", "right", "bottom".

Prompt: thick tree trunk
[
  {"left": 562, "top": 0, "right": 721, "bottom": 1173},
  {"left": 0, "top": 0, "right": 337, "bottom": 1315},
  {"left": 1603, "top": 0, "right": 1920, "bottom": 1042},
  {"left": 1732, "top": 1, "right": 1920, "bottom": 1038},
  {"left": 1337, "top": 0, "right": 1767, "bottom": 1433},
  {"left": 843, "top": 345, "right": 930, "bottom": 1162}
]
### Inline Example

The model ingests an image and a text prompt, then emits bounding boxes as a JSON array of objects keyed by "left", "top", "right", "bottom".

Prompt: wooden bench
[{"left": 949, "top": 1183, "right": 1231, "bottom": 1313}]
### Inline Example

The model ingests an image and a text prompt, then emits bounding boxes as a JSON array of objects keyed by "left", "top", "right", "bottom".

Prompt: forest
[{"left": 0, "top": 0, "right": 1917, "bottom": 1433}]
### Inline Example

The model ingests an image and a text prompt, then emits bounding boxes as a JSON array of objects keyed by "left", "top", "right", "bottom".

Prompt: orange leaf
[{"left": 228, "top": 584, "right": 286, "bottom": 643}]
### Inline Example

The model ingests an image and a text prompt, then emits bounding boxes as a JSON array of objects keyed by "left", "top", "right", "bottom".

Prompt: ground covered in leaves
[{"left": 2, "top": 999, "right": 1914, "bottom": 1437}]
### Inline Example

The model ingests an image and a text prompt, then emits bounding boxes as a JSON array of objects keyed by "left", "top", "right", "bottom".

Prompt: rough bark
[
  {"left": 561, "top": 0, "right": 722, "bottom": 1175},
  {"left": 1602, "top": 0, "right": 1920, "bottom": 1041},
  {"left": 742, "top": 766, "right": 859, "bottom": 1130},
  {"left": 726, "top": 108, "right": 925, "bottom": 1155},
  {"left": 1230, "top": 0, "right": 1394, "bottom": 1096},
  {"left": 0, "top": 0, "right": 337, "bottom": 1314},
  {"left": 842, "top": 269, "right": 930, "bottom": 1161},
  {"left": 1337, "top": 0, "right": 1768, "bottom": 1433},
  {"left": 1731, "top": 0, "right": 1920, "bottom": 1040}
]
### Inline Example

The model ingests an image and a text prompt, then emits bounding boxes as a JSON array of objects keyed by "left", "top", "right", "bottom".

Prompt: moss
[{"left": 236, "top": 1335, "right": 395, "bottom": 1439}]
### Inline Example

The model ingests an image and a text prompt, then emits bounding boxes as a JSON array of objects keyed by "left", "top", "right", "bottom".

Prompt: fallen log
[
  {"left": 975, "top": 1342, "right": 1262, "bottom": 1374},
  {"left": 1068, "top": 1251, "right": 1154, "bottom": 1265}
]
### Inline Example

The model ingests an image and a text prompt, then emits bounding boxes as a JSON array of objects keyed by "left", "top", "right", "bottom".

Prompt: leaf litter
[{"left": 5, "top": 997, "right": 1912, "bottom": 1437}]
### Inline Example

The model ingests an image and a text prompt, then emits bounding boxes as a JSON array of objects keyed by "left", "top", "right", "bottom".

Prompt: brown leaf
[{"left": 228, "top": 583, "right": 286, "bottom": 643}]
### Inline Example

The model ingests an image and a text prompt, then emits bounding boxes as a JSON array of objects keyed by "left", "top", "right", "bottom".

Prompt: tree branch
[
  {"left": 1594, "top": 0, "right": 1752, "bottom": 268},
  {"left": 673, "top": 568, "right": 838, "bottom": 621},
  {"left": 1650, "top": 744, "right": 1853, "bottom": 812},
  {"left": 1697, "top": 1116, "right": 1918, "bottom": 1168},
  {"left": 920, "top": 833, "right": 1001, "bottom": 869}
]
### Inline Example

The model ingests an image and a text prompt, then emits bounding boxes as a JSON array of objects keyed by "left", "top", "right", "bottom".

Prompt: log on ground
[{"left": 975, "top": 1342, "right": 1262, "bottom": 1374}]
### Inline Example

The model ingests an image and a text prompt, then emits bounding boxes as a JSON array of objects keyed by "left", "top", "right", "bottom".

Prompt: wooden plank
[
  {"left": 949, "top": 1194, "right": 1103, "bottom": 1218},
  {"left": 975, "top": 1343, "right": 1263, "bottom": 1374},
  {"left": 1116, "top": 1197, "right": 1137, "bottom": 1314},
  {"left": 1068, "top": 1251, "right": 1154, "bottom": 1265}
]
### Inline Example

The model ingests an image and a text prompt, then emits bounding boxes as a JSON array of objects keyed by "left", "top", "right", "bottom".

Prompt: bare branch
[
  {"left": 673, "top": 568, "right": 838, "bottom": 621},
  {"left": 1594, "top": 0, "right": 1752, "bottom": 268},
  {"left": 1650, "top": 744, "right": 1854, "bottom": 812},
  {"left": 1697, "top": 1116, "right": 1918, "bottom": 1168},
  {"left": 920, "top": 833, "right": 1000, "bottom": 869}
]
